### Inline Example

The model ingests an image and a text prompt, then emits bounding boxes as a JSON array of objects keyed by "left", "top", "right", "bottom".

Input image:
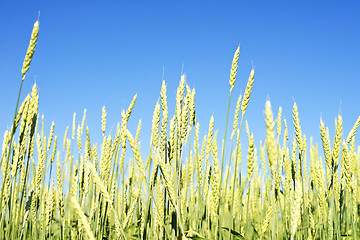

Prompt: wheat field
[{"left": 1, "top": 19, "right": 360, "bottom": 240}]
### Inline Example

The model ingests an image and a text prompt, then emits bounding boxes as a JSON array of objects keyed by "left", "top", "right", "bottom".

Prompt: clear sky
[{"left": 1, "top": 1, "right": 360, "bottom": 167}]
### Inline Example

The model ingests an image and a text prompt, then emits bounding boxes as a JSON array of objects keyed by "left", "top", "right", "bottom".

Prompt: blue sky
[{"left": 1, "top": 1, "right": 360, "bottom": 167}]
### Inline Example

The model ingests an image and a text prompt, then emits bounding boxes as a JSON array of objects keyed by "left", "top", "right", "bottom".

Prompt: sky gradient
[{"left": 1, "top": 1, "right": 360, "bottom": 166}]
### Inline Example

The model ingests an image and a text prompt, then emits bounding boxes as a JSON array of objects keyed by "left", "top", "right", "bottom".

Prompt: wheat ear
[
  {"left": 241, "top": 68, "right": 255, "bottom": 115},
  {"left": 229, "top": 46, "right": 240, "bottom": 92},
  {"left": 21, "top": 20, "right": 39, "bottom": 79}
]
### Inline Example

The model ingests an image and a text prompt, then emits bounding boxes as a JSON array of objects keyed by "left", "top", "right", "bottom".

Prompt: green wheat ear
[
  {"left": 22, "top": 20, "right": 39, "bottom": 80},
  {"left": 229, "top": 45, "right": 240, "bottom": 92}
]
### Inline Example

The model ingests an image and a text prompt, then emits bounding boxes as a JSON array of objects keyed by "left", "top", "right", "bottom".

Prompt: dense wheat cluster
[{"left": 1, "top": 20, "right": 360, "bottom": 240}]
